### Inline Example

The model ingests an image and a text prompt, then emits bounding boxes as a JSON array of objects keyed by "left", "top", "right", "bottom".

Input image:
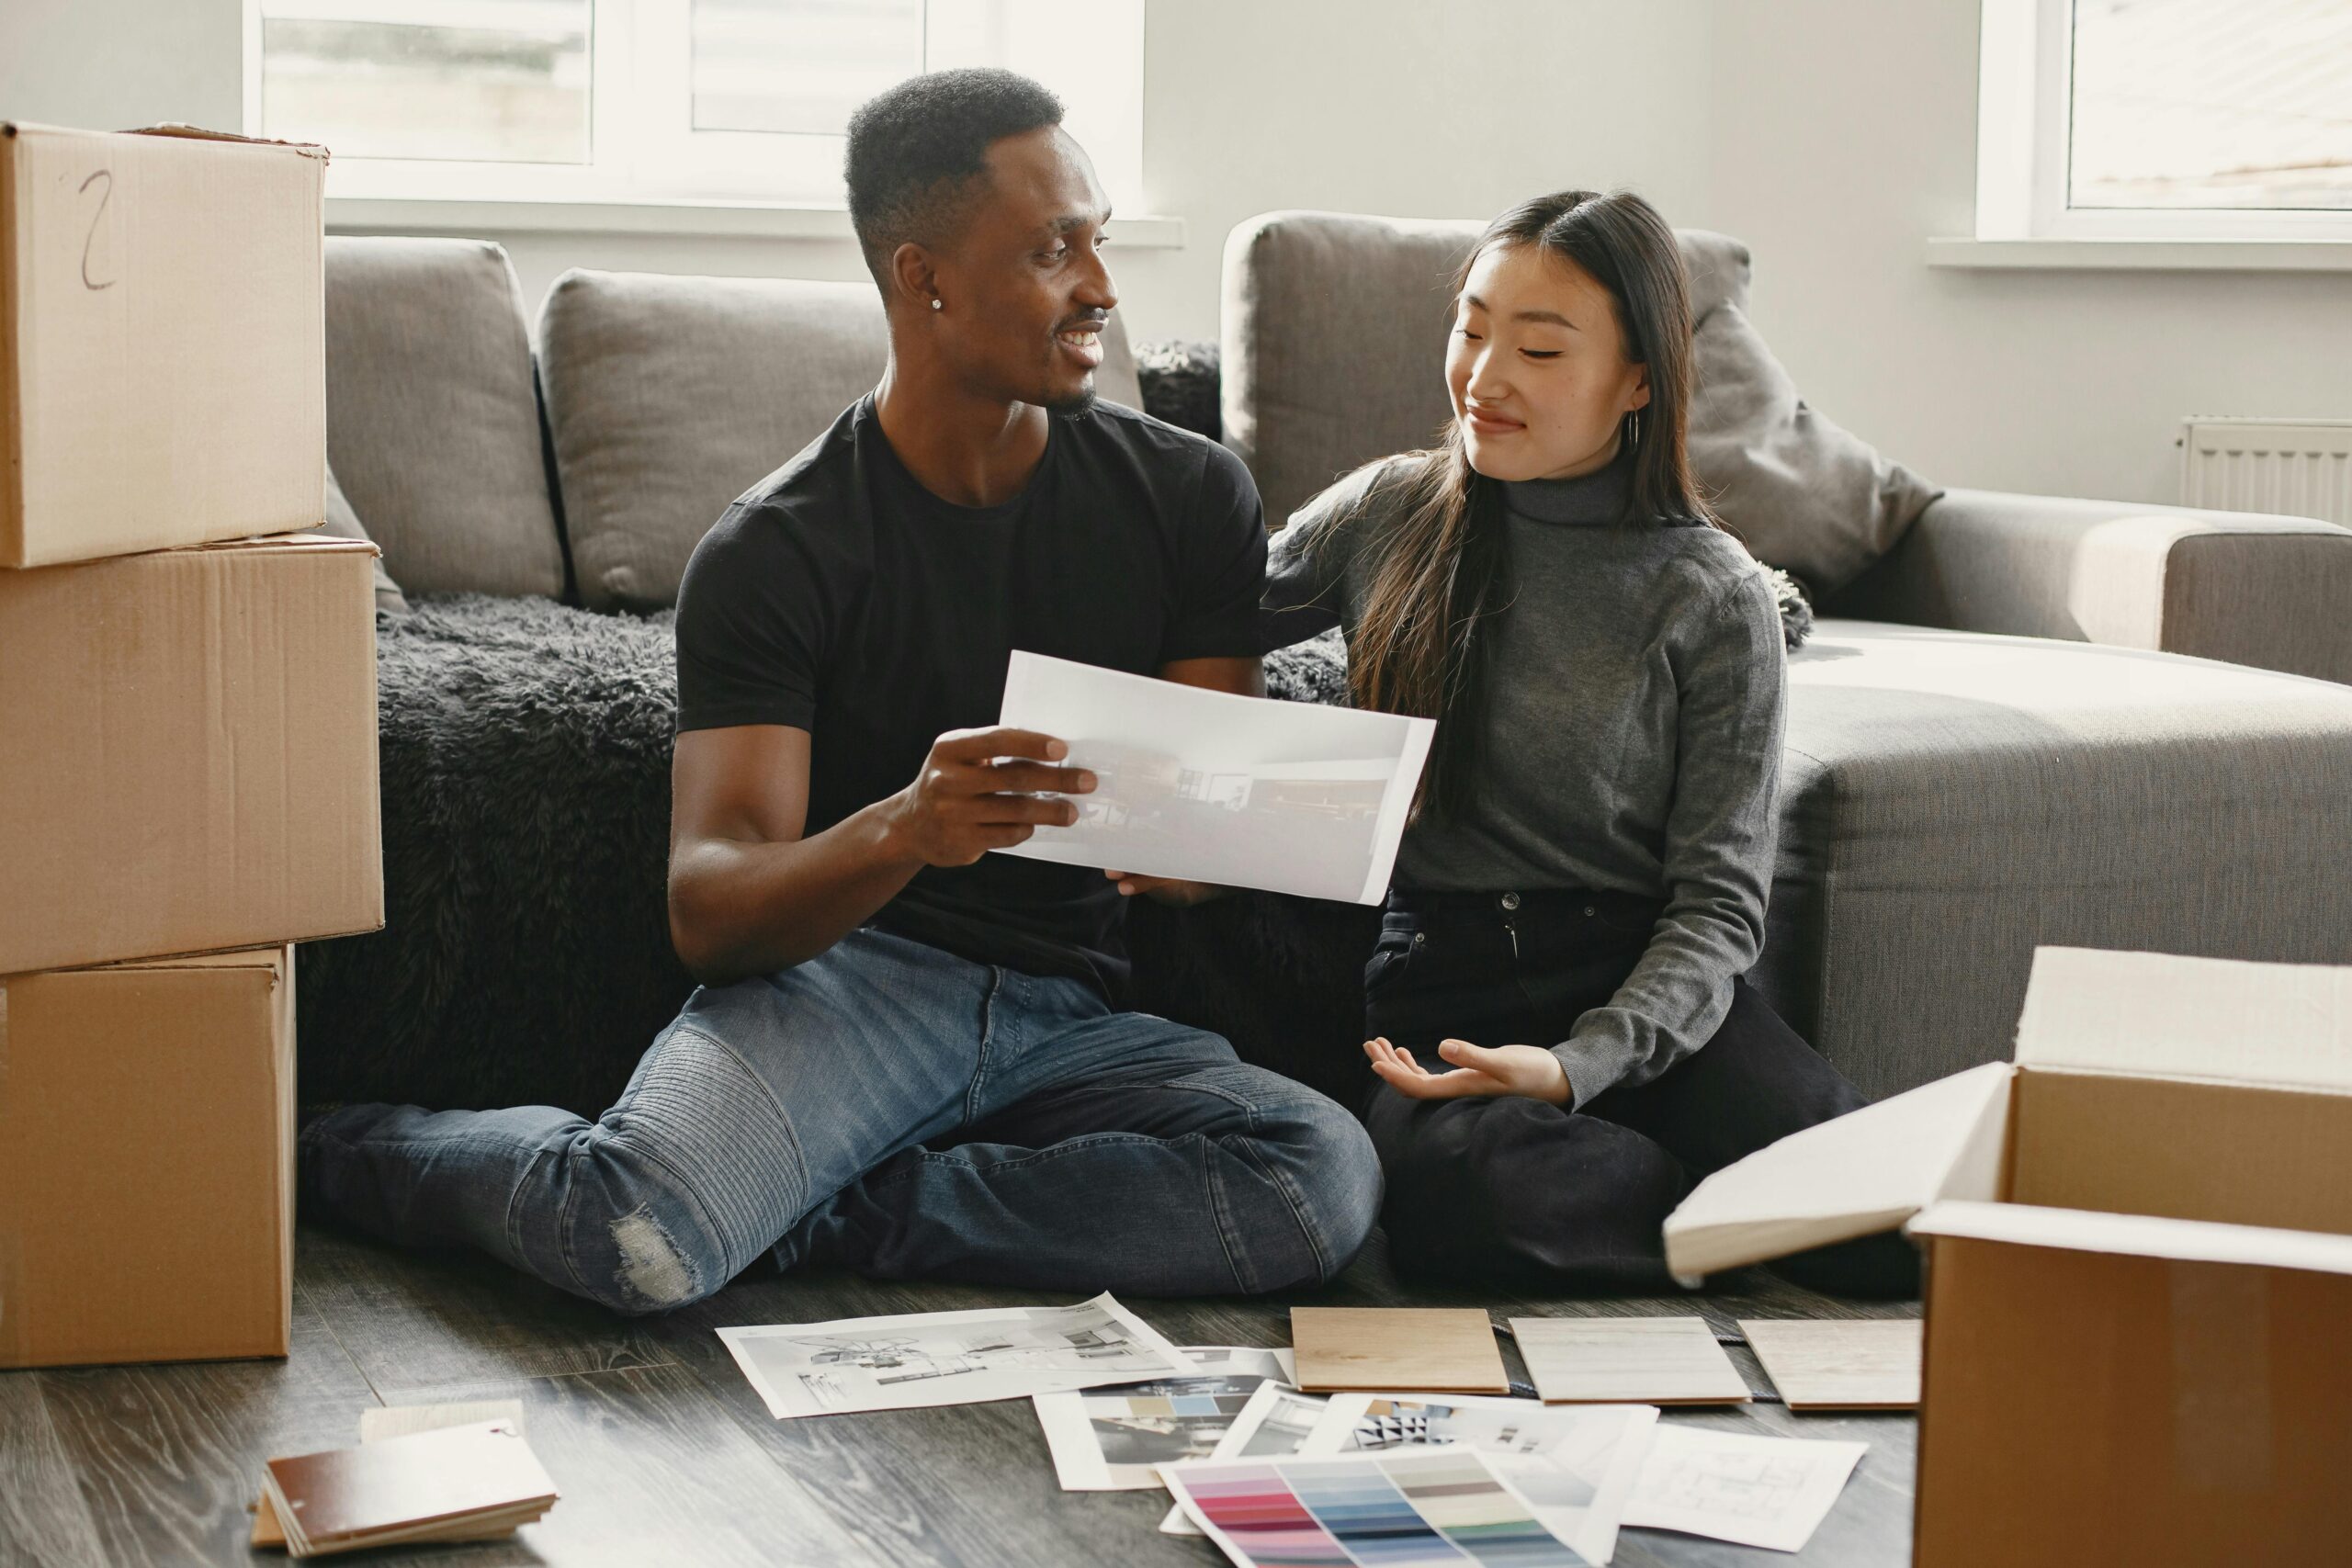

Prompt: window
[
  {"left": 243, "top": 0, "right": 1147, "bottom": 215},
  {"left": 1975, "top": 0, "right": 2352, "bottom": 242}
]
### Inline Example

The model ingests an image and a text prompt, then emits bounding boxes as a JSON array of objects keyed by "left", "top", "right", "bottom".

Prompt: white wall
[
  {"left": 0, "top": 0, "right": 1710, "bottom": 344},
  {"left": 1701, "top": 0, "right": 2352, "bottom": 502},
  {"left": 4, "top": 0, "right": 2343, "bottom": 505}
]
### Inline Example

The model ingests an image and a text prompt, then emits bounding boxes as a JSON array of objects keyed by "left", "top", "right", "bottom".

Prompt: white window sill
[
  {"left": 324, "top": 195, "right": 1186, "bottom": 248},
  {"left": 1926, "top": 236, "right": 2352, "bottom": 272}
]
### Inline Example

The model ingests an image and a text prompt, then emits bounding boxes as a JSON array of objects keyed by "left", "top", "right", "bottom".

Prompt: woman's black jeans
[{"left": 1361, "top": 887, "right": 1917, "bottom": 1297}]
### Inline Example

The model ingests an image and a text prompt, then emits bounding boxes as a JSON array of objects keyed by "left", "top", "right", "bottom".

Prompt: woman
[{"left": 1256, "top": 188, "right": 1911, "bottom": 1294}]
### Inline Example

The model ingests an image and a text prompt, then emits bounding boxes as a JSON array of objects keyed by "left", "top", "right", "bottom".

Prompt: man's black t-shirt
[{"left": 673, "top": 394, "right": 1268, "bottom": 998}]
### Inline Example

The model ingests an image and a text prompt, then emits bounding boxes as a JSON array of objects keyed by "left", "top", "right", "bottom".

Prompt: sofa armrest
[{"left": 1823, "top": 487, "right": 2352, "bottom": 683}]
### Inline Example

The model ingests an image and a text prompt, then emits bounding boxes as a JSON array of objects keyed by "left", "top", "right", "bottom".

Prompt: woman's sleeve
[
  {"left": 1259, "top": 463, "right": 1385, "bottom": 653},
  {"left": 1550, "top": 567, "right": 1786, "bottom": 1107}
]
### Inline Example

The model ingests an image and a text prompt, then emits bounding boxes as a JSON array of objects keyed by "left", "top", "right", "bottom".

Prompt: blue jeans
[{"left": 301, "top": 928, "right": 1381, "bottom": 1314}]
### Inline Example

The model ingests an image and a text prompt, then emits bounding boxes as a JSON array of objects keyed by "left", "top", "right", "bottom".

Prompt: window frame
[
  {"left": 241, "top": 0, "right": 1160, "bottom": 232},
  {"left": 1974, "top": 0, "right": 2352, "bottom": 244}
]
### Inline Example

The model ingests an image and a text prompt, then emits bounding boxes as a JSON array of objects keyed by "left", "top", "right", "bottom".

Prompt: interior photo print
[{"left": 3, "top": 1, "right": 2349, "bottom": 1565}]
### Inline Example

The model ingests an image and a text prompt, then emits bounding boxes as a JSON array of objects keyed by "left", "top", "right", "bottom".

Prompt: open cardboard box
[{"left": 1665, "top": 946, "right": 2352, "bottom": 1565}]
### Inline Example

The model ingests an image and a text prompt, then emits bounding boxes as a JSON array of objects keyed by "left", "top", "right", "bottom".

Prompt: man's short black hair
[{"left": 844, "top": 68, "right": 1065, "bottom": 292}]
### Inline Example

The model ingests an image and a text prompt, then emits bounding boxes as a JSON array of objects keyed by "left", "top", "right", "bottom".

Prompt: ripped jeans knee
[
  {"left": 524, "top": 1029, "right": 812, "bottom": 1315},
  {"left": 530, "top": 1141, "right": 755, "bottom": 1315},
  {"left": 598, "top": 1199, "right": 718, "bottom": 1313}
]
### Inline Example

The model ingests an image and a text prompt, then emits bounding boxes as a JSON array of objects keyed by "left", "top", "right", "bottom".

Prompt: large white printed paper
[
  {"left": 1621, "top": 1424, "right": 1867, "bottom": 1553},
  {"left": 717, "top": 1292, "right": 1188, "bottom": 1420},
  {"left": 1034, "top": 1346, "right": 1296, "bottom": 1491},
  {"left": 994, "top": 651, "right": 1436, "bottom": 904},
  {"left": 1299, "top": 1393, "right": 1658, "bottom": 1565}
]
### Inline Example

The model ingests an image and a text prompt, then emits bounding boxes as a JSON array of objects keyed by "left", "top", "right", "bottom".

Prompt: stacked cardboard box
[{"left": 0, "top": 122, "right": 383, "bottom": 1367}]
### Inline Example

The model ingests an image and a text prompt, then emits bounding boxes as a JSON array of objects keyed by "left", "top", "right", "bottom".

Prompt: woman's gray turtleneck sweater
[{"left": 1261, "top": 449, "right": 1787, "bottom": 1108}]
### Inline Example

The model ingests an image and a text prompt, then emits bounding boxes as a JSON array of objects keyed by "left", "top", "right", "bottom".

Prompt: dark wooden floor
[{"left": 1, "top": 1226, "right": 1918, "bottom": 1567}]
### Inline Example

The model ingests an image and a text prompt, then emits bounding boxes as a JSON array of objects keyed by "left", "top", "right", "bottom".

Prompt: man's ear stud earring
[{"left": 931, "top": 298, "right": 944, "bottom": 311}]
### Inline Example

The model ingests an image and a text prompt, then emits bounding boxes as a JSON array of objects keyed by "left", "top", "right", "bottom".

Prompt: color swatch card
[
  {"left": 1299, "top": 1393, "right": 1657, "bottom": 1565},
  {"left": 1163, "top": 1449, "right": 1597, "bottom": 1567},
  {"left": 1035, "top": 1346, "right": 1296, "bottom": 1490},
  {"left": 1292, "top": 1307, "right": 1510, "bottom": 1394},
  {"left": 1621, "top": 1425, "right": 1867, "bottom": 1553},
  {"left": 1160, "top": 1377, "right": 1331, "bottom": 1536},
  {"left": 259, "top": 1420, "right": 557, "bottom": 1559},
  {"left": 1738, "top": 1317, "right": 1922, "bottom": 1409},
  {"left": 253, "top": 1403, "right": 529, "bottom": 1550},
  {"left": 718, "top": 1292, "right": 1189, "bottom": 1419},
  {"left": 1510, "top": 1316, "right": 1751, "bottom": 1405}
]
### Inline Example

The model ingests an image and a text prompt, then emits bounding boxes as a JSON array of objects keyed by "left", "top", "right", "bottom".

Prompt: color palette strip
[{"left": 1165, "top": 1450, "right": 1592, "bottom": 1568}]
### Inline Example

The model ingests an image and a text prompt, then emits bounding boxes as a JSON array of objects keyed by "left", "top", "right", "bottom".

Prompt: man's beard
[{"left": 1041, "top": 382, "right": 1100, "bottom": 416}]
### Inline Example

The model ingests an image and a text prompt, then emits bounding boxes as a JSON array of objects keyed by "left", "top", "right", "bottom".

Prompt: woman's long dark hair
[{"left": 1341, "top": 188, "right": 1720, "bottom": 820}]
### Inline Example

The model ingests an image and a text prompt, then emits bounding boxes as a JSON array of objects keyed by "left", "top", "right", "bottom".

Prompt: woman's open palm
[{"left": 1363, "top": 1035, "right": 1571, "bottom": 1105}]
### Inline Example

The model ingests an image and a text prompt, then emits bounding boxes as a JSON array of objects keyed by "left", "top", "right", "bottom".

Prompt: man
[{"left": 301, "top": 69, "right": 1381, "bottom": 1314}]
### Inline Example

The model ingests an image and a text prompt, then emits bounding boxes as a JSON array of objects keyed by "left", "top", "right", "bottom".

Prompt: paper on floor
[
  {"left": 993, "top": 651, "right": 1435, "bottom": 903},
  {"left": 1160, "top": 1377, "right": 1329, "bottom": 1535},
  {"left": 1299, "top": 1393, "right": 1658, "bottom": 1565},
  {"left": 1034, "top": 1346, "right": 1296, "bottom": 1491},
  {"left": 717, "top": 1292, "right": 1189, "bottom": 1420},
  {"left": 1621, "top": 1424, "right": 1867, "bottom": 1553}
]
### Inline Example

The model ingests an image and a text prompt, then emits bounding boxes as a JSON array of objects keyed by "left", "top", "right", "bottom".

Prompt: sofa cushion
[
  {"left": 537, "top": 270, "right": 1149, "bottom": 611},
  {"left": 1765, "top": 620, "right": 2352, "bottom": 1097},
  {"left": 1221, "top": 210, "right": 1939, "bottom": 592},
  {"left": 317, "top": 459, "right": 410, "bottom": 615},
  {"left": 323, "top": 238, "right": 567, "bottom": 600}
]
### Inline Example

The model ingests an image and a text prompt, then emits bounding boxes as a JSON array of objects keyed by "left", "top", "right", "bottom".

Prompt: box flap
[
  {"left": 124, "top": 124, "right": 330, "bottom": 161},
  {"left": 1910, "top": 1199, "right": 2352, "bottom": 1278},
  {"left": 2015, "top": 947, "right": 2352, "bottom": 1093},
  {"left": 4, "top": 120, "right": 324, "bottom": 159},
  {"left": 1662, "top": 1061, "right": 2013, "bottom": 1279}
]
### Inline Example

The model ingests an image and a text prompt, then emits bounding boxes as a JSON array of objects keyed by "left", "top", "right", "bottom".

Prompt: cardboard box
[
  {"left": 1664, "top": 947, "right": 2352, "bottom": 1565},
  {"left": 2, "top": 122, "right": 327, "bottom": 567},
  {"left": 0, "top": 533, "right": 383, "bottom": 974},
  {"left": 0, "top": 945, "right": 296, "bottom": 1367}
]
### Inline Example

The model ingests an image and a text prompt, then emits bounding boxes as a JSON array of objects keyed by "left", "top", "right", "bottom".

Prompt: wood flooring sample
[
  {"left": 1510, "top": 1315, "right": 1751, "bottom": 1404},
  {"left": 1740, "top": 1317, "right": 1922, "bottom": 1409},
  {"left": 1290, "top": 1307, "right": 1509, "bottom": 1393}
]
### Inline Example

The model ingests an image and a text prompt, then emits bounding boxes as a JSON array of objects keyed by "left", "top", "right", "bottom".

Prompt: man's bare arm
[
  {"left": 667, "top": 723, "right": 1092, "bottom": 986},
  {"left": 1159, "top": 654, "right": 1264, "bottom": 699}
]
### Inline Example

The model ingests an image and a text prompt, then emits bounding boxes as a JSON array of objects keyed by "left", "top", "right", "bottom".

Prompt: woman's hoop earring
[{"left": 1623, "top": 408, "right": 1643, "bottom": 449}]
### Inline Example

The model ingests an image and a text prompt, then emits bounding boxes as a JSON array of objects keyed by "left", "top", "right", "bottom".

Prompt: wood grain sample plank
[
  {"left": 1510, "top": 1315, "right": 1751, "bottom": 1404},
  {"left": 1290, "top": 1307, "right": 1509, "bottom": 1393},
  {"left": 1738, "top": 1317, "right": 1922, "bottom": 1409}
]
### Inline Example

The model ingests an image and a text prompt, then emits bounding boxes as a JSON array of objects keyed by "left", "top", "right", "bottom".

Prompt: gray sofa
[{"left": 296, "top": 226, "right": 2352, "bottom": 1119}]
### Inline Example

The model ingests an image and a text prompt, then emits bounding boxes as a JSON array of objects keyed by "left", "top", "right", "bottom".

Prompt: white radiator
[{"left": 2177, "top": 417, "right": 2352, "bottom": 525}]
